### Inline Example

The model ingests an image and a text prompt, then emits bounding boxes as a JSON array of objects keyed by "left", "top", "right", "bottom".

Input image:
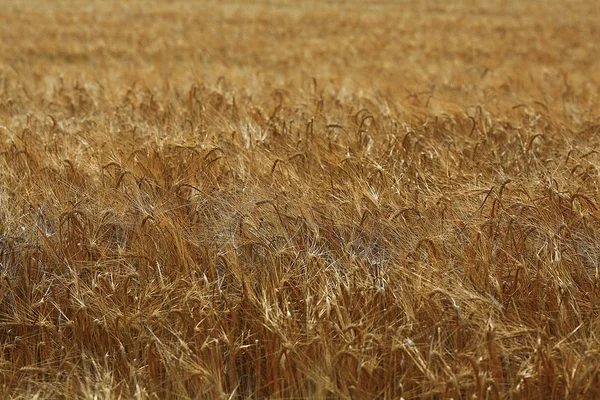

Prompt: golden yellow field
[{"left": 1, "top": 0, "right": 600, "bottom": 398}]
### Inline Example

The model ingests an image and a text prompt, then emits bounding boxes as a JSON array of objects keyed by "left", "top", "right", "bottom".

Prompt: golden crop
[{"left": 1, "top": 0, "right": 599, "bottom": 398}]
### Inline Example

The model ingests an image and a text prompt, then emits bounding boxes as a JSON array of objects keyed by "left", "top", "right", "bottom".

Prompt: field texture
[{"left": 1, "top": 0, "right": 600, "bottom": 398}]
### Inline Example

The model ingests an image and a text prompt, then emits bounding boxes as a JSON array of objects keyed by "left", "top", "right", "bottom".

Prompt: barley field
[{"left": 1, "top": 0, "right": 600, "bottom": 398}]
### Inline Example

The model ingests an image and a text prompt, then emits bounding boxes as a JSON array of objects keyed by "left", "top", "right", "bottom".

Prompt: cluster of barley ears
[{"left": 1, "top": 0, "right": 600, "bottom": 398}]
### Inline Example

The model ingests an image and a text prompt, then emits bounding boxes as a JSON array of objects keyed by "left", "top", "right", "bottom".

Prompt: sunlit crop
[{"left": 1, "top": 1, "right": 599, "bottom": 398}]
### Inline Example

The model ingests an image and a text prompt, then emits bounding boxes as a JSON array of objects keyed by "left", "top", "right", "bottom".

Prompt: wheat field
[{"left": 1, "top": 0, "right": 600, "bottom": 398}]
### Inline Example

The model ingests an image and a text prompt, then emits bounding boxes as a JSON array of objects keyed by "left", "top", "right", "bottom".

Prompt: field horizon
[{"left": 1, "top": 1, "right": 600, "bottom": 398}]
